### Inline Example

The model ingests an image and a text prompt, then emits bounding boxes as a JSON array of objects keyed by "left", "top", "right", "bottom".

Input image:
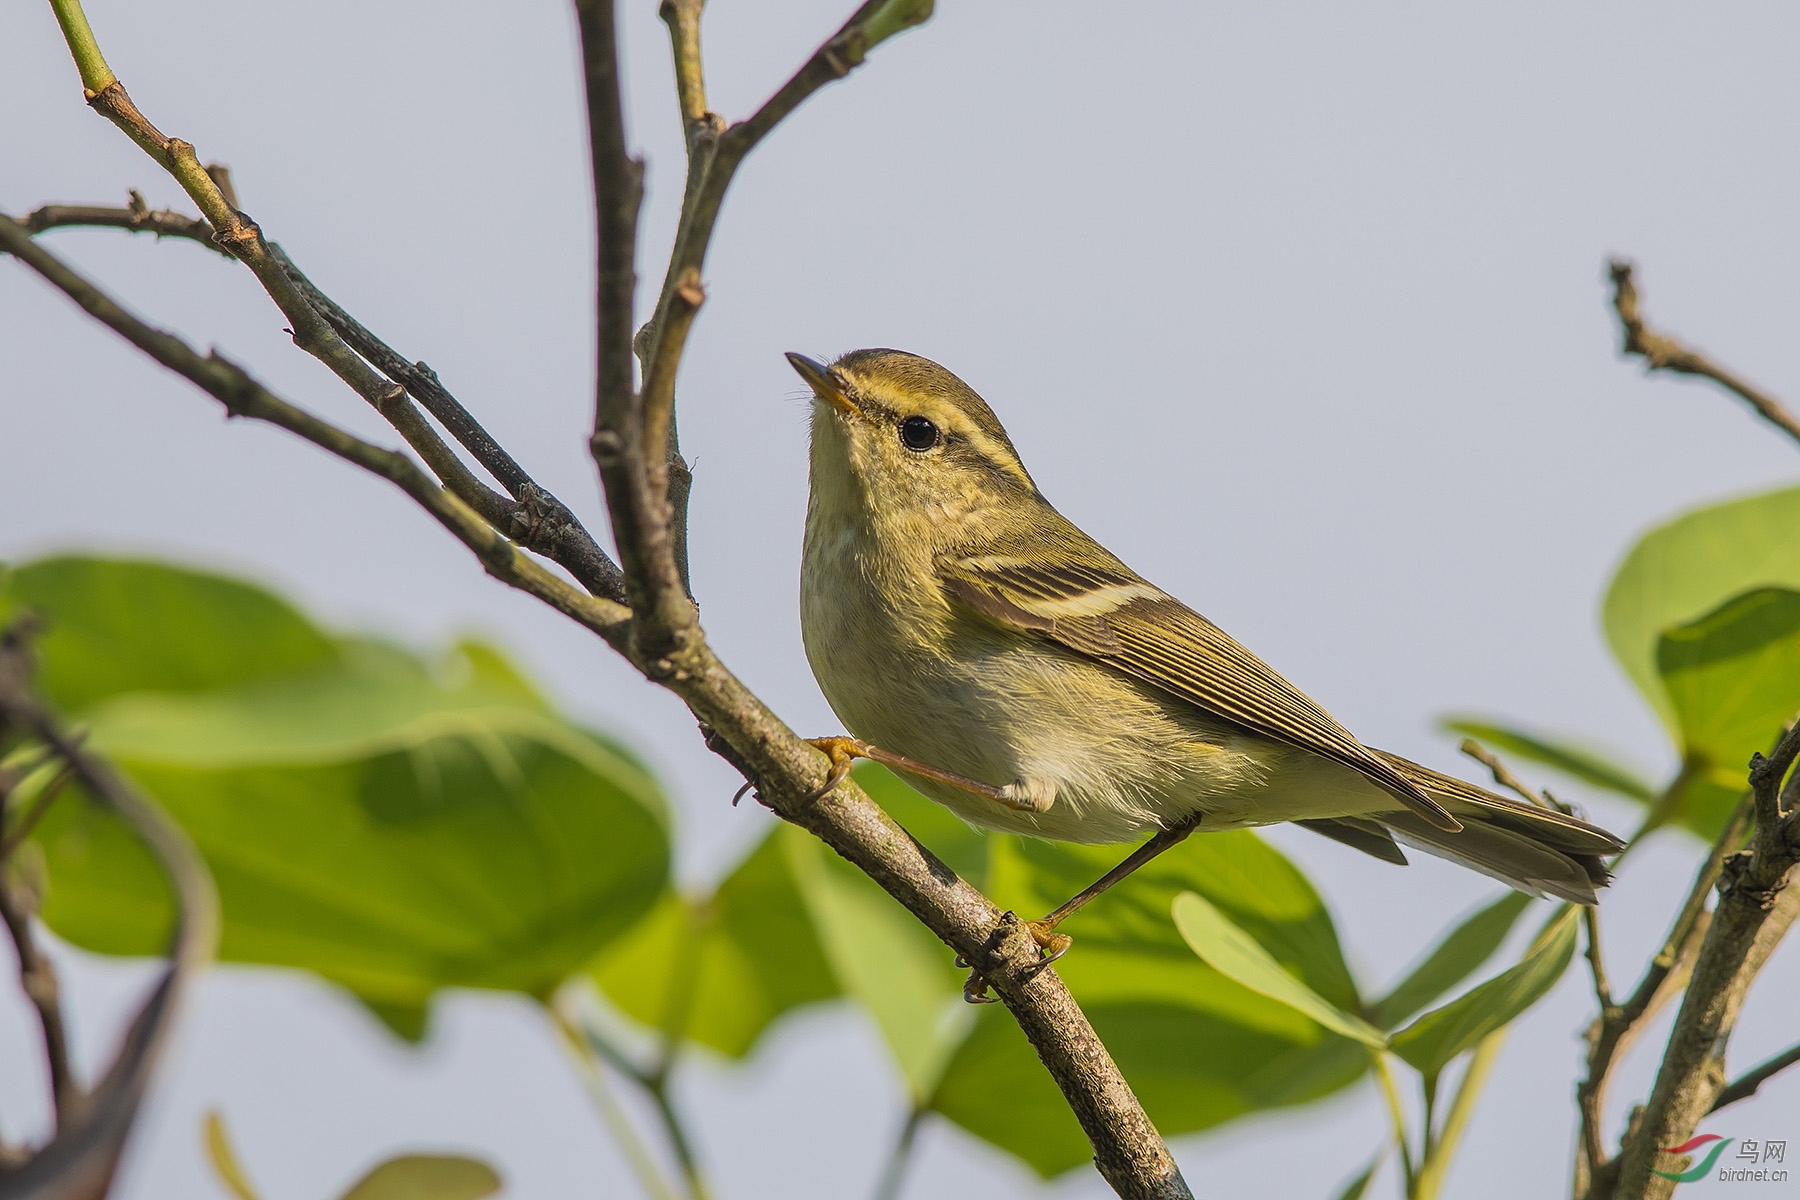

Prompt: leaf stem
[
  {"left": 1371, "top": 1051, "right": 1416, "bottom": 1196},
  {"left": 872, "top": 1106, "right": 925, "bottom": 1200},
  {"left": 549, "top": 1001, "right": 686, "bottom": 1200},
  {"left": 1413, "top": 1032, "right": 1506, "bottom": 1200}
]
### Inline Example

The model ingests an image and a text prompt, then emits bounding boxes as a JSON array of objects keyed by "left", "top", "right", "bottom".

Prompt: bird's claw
[
  {"left": 959, "top": 921, "right": 1074, "bottom": 1003},
  {"left": 804, "top": 735, "right": 868, "bottom": 799},
  {"left": 1027, "top": 921, "right": 1073, "bottom": 966}
]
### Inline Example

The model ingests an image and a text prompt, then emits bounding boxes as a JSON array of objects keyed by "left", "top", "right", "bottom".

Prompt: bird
[{"left": 788, "top": 348, "right": 1623, "bottom": 980}]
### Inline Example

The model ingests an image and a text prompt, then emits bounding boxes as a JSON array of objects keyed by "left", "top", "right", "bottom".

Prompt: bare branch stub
[
  {"left": 1608, "top": 259, "right": 1800, "bottom": 451},
  {"left": 24, "top": 191, "right": 222, "bottom": 251}
]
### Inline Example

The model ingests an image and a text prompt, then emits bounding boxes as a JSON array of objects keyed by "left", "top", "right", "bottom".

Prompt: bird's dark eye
[{"left": 899, "top": 415, "right": 940, "bottom": 452}]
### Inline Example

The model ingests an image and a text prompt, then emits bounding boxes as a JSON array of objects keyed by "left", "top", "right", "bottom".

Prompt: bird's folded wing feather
[{"left": 941, "top": 551, "right": 1462, "bottom": 832}]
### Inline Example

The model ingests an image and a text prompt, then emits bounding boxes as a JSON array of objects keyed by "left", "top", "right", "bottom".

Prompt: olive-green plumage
[{"left": 794, "top": 348, "right": 1622, "bottom": 904}]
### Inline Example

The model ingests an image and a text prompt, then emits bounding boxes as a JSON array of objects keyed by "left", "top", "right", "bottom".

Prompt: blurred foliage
[
  {"left": 1449, "top": 483, "right": 1800, "bottom": 840},
  {"left": 205, "top": 1110, "right": 501, "bottom": 1200},
  {"left": 1, "top": 556, "right": 668, "bottom": 1039},
  {"left": 12, "top": 479, "right": 1799, "bottom": 1195}
]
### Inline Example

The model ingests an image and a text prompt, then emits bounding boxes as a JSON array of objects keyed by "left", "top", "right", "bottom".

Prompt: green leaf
[
  {"left": 1440, "top": 718, "right": 1656, "bottom": 803},
  {"left": 1388, "top": 906, "right": 1578, "bottom": 1076},
  {"left": 587, "top": 826, "right": 839, "bottom": 1059},
  {"left": 1173, "top": 891, "right": 1386, "bottom": 1049},
  {"left": 40, "top": 730, "right": 669, "bottom": 1024},
  {"left": 782, "top": 826, "right": 969, "bottom": 1100},
  {"left": 1658, "top": 587, "right": 1800, "bottom": 792},
  {"left": 1371, "top": 891, "right": 1534, "bottom": 1029},
  {"left": 931, "top": 828, "right": 1368, "bottom": 1175},
  {"left": 1330, "top": 1155, "right": 1383, "bottom": 1200},
  {"left": 19, "top": 557, "right": 670, "bottom": 1030},
  {"left": 336, "top": 1155, "right": 502, "bottom": 1200},
  {"left": 1603, "top": 485, "right": 1800, "bottom": 732},
  {"left": 0, "top": 556, "right": 340, "bottom": 713},
  {"left": 205, "top": 1110, "right": 263, "bottom": 1200}
]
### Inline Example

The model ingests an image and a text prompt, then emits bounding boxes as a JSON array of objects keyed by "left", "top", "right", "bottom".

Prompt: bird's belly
[{"left": 805, "top": 600, "right": 1272, "bottom": 843}]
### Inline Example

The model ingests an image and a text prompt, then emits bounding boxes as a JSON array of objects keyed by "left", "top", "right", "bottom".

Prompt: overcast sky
[{"left": 4, "top": 2, "right": 1800, "bottom": 1198}]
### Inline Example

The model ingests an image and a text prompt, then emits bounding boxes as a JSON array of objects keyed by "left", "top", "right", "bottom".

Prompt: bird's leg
[
  {"left": 803, "top": 736, "right": 1043, "bottom": 811},
  {"left": 960, "top": 817, "right": 1206, "bottom": 1003},
  {"left": 1027, "top": 817, "right": 1205, "bottom": 958}
]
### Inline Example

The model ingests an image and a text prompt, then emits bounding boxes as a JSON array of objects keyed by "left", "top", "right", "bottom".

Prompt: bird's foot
[
  {"left": 803, "top": 735, "right": 871, "bottom": 799},
  {"left": 956, "top": 920, "right": 1074, "bottom": 1003}
]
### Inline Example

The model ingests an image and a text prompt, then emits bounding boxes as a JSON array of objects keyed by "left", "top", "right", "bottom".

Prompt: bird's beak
[{"left": 786, "top": 352, "right": 859, "bottom": 415}]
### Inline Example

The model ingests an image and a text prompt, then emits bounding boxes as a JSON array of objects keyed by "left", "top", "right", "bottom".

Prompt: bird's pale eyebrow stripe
[{"left": 957, "top": 427, "right": 1034, "bottom": 489}]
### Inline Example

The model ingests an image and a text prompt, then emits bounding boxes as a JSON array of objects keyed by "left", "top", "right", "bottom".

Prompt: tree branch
[
  {"left": 38, "top": 0, "right": 643, "bottom": 602},
  {"left": 0, "top": 618, "right": 219, "bottom": 1199},
  {"left": 23, "top": 192, "right": 221, "bottom": 250},
  {"left": 635, "top": 0, "right": 934, "bottom": 594},
  {"left": 266, "top": 245, "right": 628, "bottom": 603},
  {"left": 1611, "top": 720, "right": 1800, "bottom": 1198},
  {"left": 0, "top": 786, "right": 79, "bottom": 1129},
  {"left": 18, "top": 1, "right": 1191, "bottom": 1191},
  {"left": 19, "top": 194, "right": 630, "bottom": 604},
  {"left": 1709, "top": 1041, "right": 1800, "bottom": 1114},
  {"left": 0, "top": 215, "right": 632, "bottom": 648},
  {"left": 1574, "top": 788, "right": 1753, "bottom": 1199},
  {"left": 1608, "top": 260, "right": 1800, "bottom": 451}
]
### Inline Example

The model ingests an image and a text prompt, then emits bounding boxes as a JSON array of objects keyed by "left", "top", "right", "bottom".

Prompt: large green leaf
[
  {"left": 0, "top": 556, "right": 341, "bottom": 712},
  {"left": 586, "top": 827, "right": 839, "bottom": 1059},
  {"left": 1439, "top": 718, "right": 1656, "bottom": 803},
  {"left": 1172, "top": 891, "right": 1384, "bottom": 1048},
  {"left": 1371, "top": 891, "right": 1534, "bottom": 1029},
  {"left": 931, "top": 824, "right": 1367, "bottom": 1175},
  {"left": 1658, "top": 587, "right": 1800, "bottom": 788},
  {"left": 783, "top": 827, "right": 970, "bottom": 1099},
  {"left": 40, "top": 729, "right": 668, "bottom": 1033},
  {"left": 1603, "top": 485, "right": 1800, "bottom": 731},
  {"left": 15, "top": 556, "right": 669, "bottom": 1037},
  {"left": 1388, "top": 906, "right": 1578, "bottom": 1077}
]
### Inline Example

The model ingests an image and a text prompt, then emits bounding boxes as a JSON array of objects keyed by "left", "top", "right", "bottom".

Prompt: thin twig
[
  {"left": 16, "top": 201, "right": 628, "bottom": 604},
  {"left": 0, "top": 777, "right": 79, "bottom": 1129},
  {"left": 24, "top": 192, "right": 222, "bottom": 251},
  {"left": 1582, "top": 907, "right": 1614, "bottom": 1014},
  {"left": 1459, "top": 737, "right": 1555, "bottom": 809},
  {"left": 636, "top": 0, "right": 933, "bottom": 590},
  {"left": 38, "top": 0, "right": 634, "bottom": 604},
  {"left": 0, "top": 764, "right": 75, "bottom": 861},
  {"left": 1575, "top": 788, "right": 1751, "bottom": 1198},
  {"left": 0, "top": 619, "right": 219, "bottom": 1197},
  {"left": 1608, "top": 260, "right": 1800, "bottom": 451},
  {"left": 268, "top": 245, "right": 628, "bottom": 602},
  {"left": 1709, "top": 1041, "right": 1800, "bottom": 1113},
  {"left": 0, "top": 216, "right": 632, "bottom": 650}
]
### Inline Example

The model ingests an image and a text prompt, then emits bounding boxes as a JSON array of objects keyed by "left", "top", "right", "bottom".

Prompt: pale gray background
[{"left": 3, "top": 2, "right": 1798, "bottom": 1197}]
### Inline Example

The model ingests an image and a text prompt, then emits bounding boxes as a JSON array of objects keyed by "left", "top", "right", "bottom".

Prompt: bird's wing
[{"left": 941, "top": 550, "right": 1462, "bottom": 832}]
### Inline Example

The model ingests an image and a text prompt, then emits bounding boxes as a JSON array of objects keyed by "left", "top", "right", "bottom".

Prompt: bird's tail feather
[{"left": 1365, "top": 751, "right": 1625, "bottom": 905}]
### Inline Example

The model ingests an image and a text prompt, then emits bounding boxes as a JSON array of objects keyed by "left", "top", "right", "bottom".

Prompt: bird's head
[{"left": 788, "top": 349, "right": 1038, "bottom": 540}]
